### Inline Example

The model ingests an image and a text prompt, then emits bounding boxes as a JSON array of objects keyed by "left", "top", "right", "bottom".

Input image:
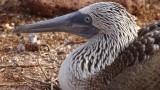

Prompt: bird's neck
[{"left": 71, "top": 29, "right": 137, "bottom": 77}]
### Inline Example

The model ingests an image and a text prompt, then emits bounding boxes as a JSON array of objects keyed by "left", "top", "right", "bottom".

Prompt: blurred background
[{"left": 0, "top": 0, "right": 159, "bottom": 90}]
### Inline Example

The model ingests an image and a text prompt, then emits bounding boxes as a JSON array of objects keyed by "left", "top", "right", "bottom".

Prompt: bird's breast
[
  {"left": 58, "top": 32, "right": 137, "bottom": 90},
  {"left": 58, "top": 44, "right": 88, "bottom": 90}
]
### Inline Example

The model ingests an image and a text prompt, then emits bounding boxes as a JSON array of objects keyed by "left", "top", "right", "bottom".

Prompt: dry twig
[{"left": 0, "top": 64, "right": 48, "bottom": 69}]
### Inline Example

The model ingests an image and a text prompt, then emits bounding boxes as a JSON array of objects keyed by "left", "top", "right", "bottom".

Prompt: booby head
[
  {"left": 15, "top": 2, "right": 139, "bottom": 90},
  {"left": 15, "top": 2, "right": 137, "bottom": 39}
]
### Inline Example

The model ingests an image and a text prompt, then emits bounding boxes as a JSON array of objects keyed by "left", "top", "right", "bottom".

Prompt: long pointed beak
[{"left": 14, "top": 11, "right": 99, "bottom": 39}]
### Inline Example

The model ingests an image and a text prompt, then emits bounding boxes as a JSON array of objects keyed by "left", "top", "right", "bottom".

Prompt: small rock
[
  {"left": 0, "top": 34, "right": 6, "bottom": 39},
  {"left": 57, "top": 51, "right": 65, "bottom": 55},
  {"left": 16, "top": 43, "right": 25, "bottom": 52},
  {"left": 11, "top": 23, "right": 15, "bottom": 26},
  {"left": 28, "top": 33, "right": 40, "bottom": 44},
  {"left": 66, "top": 45, "right": 72, "bottom": 49},
  {"left": 25, "top": 44, "right": 39, "bottom": 52},
  {"left": 16, "top": 15, "right": 21, "bottom": 18},
  {"left": 4, "top": 23, "right": 14, "bottom": 29}
]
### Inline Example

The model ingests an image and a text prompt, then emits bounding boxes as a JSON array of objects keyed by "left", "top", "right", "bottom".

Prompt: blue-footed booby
[{"left": 14, "top": 2, "right": 160, "bottom": 90}]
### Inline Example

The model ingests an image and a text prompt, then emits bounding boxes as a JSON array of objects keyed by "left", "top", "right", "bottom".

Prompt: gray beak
[{"left": 14, "top": 11, "right": 99, "bottom": 39}]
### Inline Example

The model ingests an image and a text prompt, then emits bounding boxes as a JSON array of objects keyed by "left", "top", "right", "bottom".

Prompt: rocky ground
[{"left": 0, "top": 0, "right": 160, "bottom": 90}]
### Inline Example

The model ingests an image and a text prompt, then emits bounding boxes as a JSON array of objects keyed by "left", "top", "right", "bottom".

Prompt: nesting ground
[{"left": 0, "top": 1, "right": 160, "bottom": 90}]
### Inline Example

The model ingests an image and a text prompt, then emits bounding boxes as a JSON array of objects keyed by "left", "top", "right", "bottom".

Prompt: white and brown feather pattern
[
  {"left": 58, "top": 2, "right": 160, "bottom": 90},
  {"left": 107, "top": 22, "right": 160, "bottom": 90},
  {"left": 69, "top": 21, "right": 160, "bottom": 90}
]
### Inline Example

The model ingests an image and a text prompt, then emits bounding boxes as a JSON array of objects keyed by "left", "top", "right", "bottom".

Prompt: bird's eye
[{"left": 84, "top": 16, "right": 92, "bottom": 24}]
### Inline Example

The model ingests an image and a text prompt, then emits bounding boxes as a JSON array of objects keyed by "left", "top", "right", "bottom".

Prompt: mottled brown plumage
[
  {"left": 106, "top": 21, "right": 160, "bottom": 90},
  {"left": 107, "top": 51, "right": 160, "bottom": 90},
  {"left": 74, "top": 21, "right": 160, "bottom": 90}
]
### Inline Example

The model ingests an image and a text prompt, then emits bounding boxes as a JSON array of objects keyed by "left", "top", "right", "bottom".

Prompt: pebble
[
  {"left": 16, "top": 43, "right": 26, "bottom": 52},
  {"left": 11, "top": 23, "right": 15, "bottom": 26},
  {"left": 28, "top": 33, "right": 40, "bottom": 44},
  {"left": 0, "top": 34, "right": 6, "bottom": 39},
  {"left": 66, "top": 45, "right": 72, "bottom": 49},
  {"left": 17, "top": 15, "right": 21, "bottom": 18},
  {"left": 4, "top": 23, "right": 14, "bottom": 30}
]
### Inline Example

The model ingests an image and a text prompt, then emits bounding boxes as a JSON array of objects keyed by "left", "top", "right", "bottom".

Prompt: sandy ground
[{"left": 0, "top": 0, "right": 160, "bottom": 90}]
